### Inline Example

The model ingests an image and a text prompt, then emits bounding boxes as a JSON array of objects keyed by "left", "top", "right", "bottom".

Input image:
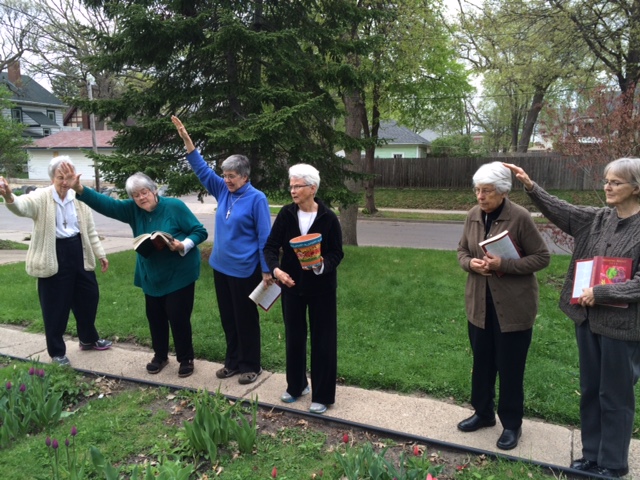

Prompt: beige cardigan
[{"left": 6, "top": 186, "right": 106, "bottom": 278}]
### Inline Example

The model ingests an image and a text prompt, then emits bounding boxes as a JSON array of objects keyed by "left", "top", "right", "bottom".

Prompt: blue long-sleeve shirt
[
  {"left": 77, "top": 186, "right": 208, "bottom": 296},
  {"left": 186, "top": 150, "right": 271, "bottom": 277}
]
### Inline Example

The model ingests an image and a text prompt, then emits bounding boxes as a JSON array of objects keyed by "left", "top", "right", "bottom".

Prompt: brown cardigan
[{"left": 457, "top": 198, "right": 551, "bottom": 332}]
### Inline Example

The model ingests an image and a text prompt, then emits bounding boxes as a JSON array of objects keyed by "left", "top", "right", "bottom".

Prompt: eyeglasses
[
  {"left": 473, "top": 187, "right": 496, "bottom": 196},
  {"left": 290, "top": 184, "right": 311, "bottom": 191},
  {"left": 602, "top": 180, "right": 630, "bottom": 188},
  {"left": 132, "top": 189, "right": 152, "bottom": 199},
  {"left": 220, "top": 173, "right": 239, "bottom": 180}
]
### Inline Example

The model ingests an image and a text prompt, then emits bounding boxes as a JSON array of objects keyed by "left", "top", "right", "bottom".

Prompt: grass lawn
[{"left": 2, "top": 246, "right": 636, "bottom": 437}]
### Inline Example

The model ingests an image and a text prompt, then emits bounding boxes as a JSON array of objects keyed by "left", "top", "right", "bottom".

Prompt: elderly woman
[
  {"left": 457, "top": 161, "right": 550, "bottom": 450},
  {"left": 171, "top": 115, "right": 272, "bottom": 385},
  {"left": 62, "top": 166, "right": 207, "bottom": 378},
  {"left": 0, "top": 158, "right": 111, "bottom": 367},
  {"left": 264, "top": 164, "right": 344, "bottom": 414},
  {"left": 505, "top": 160, "right": 640, "bottom": 478}
]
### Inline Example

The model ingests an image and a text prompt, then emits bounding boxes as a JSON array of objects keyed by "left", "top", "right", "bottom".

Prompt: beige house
[{"left": 26, "top": 130, "right": 117, "bottom": 184}]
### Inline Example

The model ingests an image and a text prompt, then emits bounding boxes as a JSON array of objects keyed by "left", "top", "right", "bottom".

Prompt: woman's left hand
[
  {"left": 262, "top": 272, "right": 275, "bottom": 287},
  {"left": 482, "top": 252, "right": 502, "bottom": 271},
  {"left": 578, "top": 287, "right": 595, "bottom": 307},
  {"left": 168, "top": 239, "right": 184, "bottom": 253},
  {"left": 99, "top": 257, "right": 109, "bottom": 273}
]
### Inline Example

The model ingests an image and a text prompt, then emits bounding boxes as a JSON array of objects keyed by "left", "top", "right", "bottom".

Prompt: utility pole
[{"left": 86, "top": 77, "right": 100, "bottom": 191}]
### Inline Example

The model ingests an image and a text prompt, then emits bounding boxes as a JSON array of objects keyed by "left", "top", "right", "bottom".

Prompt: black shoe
[
  {"left": 457, "top": 414, "right": 496, "bottom": 432},
  {"left": 146, "top": 357, "right": 169, "bottom": 374},
  {"left": 178, "top": 359, "right": 195, "bottom": 378},
  {"left": 496, "top": 428, "right": 522, "bottom": 450},
  {"left": 588, "top": 465, "right": 629, "bottom": 478},
  {"left": 570, "top": 458, "right": 597, "bottom": 471}
]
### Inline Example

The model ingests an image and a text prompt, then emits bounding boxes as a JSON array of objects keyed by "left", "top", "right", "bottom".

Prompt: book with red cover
[
  {"left": 478, "top": 230, "right": 522, "bottom": 277},
  {"left": 571, "top": 256, "right": 633, "bottom": 307},
  {"left": 132, "top": 231, "right": 174, "bottom": 258}
]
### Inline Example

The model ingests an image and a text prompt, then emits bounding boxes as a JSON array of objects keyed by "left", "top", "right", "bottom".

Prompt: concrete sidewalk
[{"left": 0, "top": 211, "right": 637, "bottom": 478}]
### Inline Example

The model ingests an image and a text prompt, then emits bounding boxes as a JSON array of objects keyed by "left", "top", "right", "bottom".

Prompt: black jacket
[{"left": 264, "top": 198, "right": 343, "bottom": 296}]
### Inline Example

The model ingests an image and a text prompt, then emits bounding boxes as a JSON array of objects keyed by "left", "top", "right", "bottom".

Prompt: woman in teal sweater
[{"left": 62, "top": 165, "right": 208, "bottom": 378}]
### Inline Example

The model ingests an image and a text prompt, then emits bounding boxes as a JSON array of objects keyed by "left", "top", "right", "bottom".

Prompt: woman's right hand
[
  {"left": 171, "top": 115, "right": 196, "bottom": 154},
  {"left": 58, "top": 162, "right": 84, "bottom": 194},
  {"left": 0, "top": 176, "right": 13, "bottom": 202},
  {"left": 274, "top": 267, "right": 295, "bottom": 287},
  {"left": 470, "top": 258, "right": 491, "bottom": 276},
  {"left": 503, "top": 163, "right": 534, "bottom": 191}
]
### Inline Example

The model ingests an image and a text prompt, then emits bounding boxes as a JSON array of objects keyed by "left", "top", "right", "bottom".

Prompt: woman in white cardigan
[{"left": 0, "top": 157, "right": 111, "bottom": 366}]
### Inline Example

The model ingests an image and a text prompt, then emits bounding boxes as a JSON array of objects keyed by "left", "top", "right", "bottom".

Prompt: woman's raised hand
[
  {"left": 171, "top": 115, "right": 196, "bottom": 153},
  {"left": 503, "top": 163, "right": 534, "bottom": 191},
  {"left": 59, "top": 162, "right": 84, "bottom": 194},
  {"left": 0, "top": 176, "right": 12, "bottom": 202}
]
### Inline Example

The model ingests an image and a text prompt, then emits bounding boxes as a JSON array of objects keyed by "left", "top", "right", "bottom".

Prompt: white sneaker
[
  {"left": 309, "top": 402, "right": 327, "bottom": 414},
  {"left": 280, "top": 385, "right": 310, "bottom": 403}
]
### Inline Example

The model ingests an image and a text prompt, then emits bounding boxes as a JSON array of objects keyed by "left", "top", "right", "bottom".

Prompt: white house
[{"left": 26, "top": 130, "right": 117, "bottom": 183}]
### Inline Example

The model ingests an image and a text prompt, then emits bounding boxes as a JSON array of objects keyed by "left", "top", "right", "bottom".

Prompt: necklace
[
  {"left": 57, "top": 202, "right": 69, "bottom": 229},
  {"left": 226, "top": 191, "right": 246, "bottom": 219}
]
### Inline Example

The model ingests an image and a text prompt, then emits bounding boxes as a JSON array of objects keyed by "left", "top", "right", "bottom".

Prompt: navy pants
[
  {"left": 281, "top": 290, "right": 337, "bottom": 405},
  {"left": 213, "top": 267, "right": 262, "bottom": 374},
  {"left": 38, "top": 235, "right": 100, "bottom": 358}
]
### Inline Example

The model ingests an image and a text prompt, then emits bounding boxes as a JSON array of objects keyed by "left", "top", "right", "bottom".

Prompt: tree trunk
[
  {"left": 517, "top": 88, "right": 546, "bottom": 153},
  {"left": 364, "top": 82, "right": 380, "bottom": 214}
]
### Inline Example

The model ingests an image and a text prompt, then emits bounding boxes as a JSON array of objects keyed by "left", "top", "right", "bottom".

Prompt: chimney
[{"left": 8, "top": 61, "right": 22, "bottom": 87}]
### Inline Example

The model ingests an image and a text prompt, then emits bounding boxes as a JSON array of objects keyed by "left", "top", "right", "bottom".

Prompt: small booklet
[
  {"left": 571, "top": 256, "right": 633, "bottom": 307},
  {"left": 133, "top": 231, "right": 174, "bottom": 258},
  {"left": 249, "top": 281, "right": 281, "bottom": 312}
]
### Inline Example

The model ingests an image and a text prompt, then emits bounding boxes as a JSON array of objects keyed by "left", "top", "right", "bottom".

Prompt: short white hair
[
  {"left": 48, "top": 156, "right": 74, "bottom": 179},
  {"left": 472, "top": 161, "right": 512, "bottom": 194},
  {"left": 289, "top": 163, "right": 320, "bottom": 189}
]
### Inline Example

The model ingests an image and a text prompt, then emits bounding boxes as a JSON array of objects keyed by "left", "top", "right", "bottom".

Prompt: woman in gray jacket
[
  {"left": 505, "top": 159, "right": 640, "bottom": 479},
  {"left": 457, "top": 161, "right": 550, "bottom": 451}
]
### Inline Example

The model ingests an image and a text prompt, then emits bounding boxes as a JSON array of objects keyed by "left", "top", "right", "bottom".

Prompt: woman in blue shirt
[
  {"left": 62, "top": 165, "right": 207, "bottom": 378},
  {"left": 172, "top": 115, "right": 272, "bottom": 384}
]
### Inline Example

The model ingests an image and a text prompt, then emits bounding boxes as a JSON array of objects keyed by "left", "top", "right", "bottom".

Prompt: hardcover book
[
  {"left": 249, "top": 281, "right": 281, "bottom": 312},
  {"left": 133, "top": 231, "right": 174, "bottom": 258},
  {"left": 571, "top": 256, "right": 633, "bottom": 307}
]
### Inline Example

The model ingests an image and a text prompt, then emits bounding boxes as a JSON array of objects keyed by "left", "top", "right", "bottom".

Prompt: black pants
[
  {"left": 468, "top": 300, "right": 532, "bottom": 430},
  {"left": 213, "top": 267, "right": 262, "bottom": 374},
  {"left": 144, "top": 282, "right": 195, "bottom": 363},
  {"left": 38, "top": 235, "right": 100, "bottom": 358},
  {"left": 282, "top": 290, "right": 337, "bottom": 405},
  {"left": 576, "top": 321, "right": 640, "bottom": 470}
]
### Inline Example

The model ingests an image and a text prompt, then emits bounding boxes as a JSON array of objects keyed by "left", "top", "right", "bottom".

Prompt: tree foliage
[{"left": 0, "top": 86, "right": 30, "bottom": 177}]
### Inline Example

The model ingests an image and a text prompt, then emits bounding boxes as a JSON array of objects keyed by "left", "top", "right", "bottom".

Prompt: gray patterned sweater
[{"left": 527, "top": 183, "right": 640, "bottom": 341}]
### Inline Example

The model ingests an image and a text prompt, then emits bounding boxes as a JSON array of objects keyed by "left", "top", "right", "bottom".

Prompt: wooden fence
[{"left": 356, "top": 155, "right": 597, "bottom": 190}]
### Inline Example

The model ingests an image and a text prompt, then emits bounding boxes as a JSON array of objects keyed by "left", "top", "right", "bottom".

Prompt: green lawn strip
[{"left": 0, "top": 247, "right": 638, "bottom": 439}]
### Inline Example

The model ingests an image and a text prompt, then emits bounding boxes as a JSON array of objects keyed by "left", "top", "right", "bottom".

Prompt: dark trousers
[
  {"left": 144, "top": 282, "right": 195, "bottom": 363},
  {"left": 468, "top": 300, "right": 532, "bottom": 430},
  {"left": 213, "top": 267, "right": 262, "bottom": 373},
  {"left": 576, "top": 321, "right": 640, "bottom": 470},
  {"left": 38, "top": 235, "right": 100, "bottom": 358},
  {"left": 281, "top": 290, "right": 337, "bottom": 405}
]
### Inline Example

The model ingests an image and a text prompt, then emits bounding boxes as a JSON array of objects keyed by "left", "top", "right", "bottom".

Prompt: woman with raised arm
[
  {"left": 0, "top": 158, "right": 111, "bottom": 367},
  {"left": 171, "top": 115, "right": 272, "bottom": 385},
  {"left": 504, "top": 160, "right": 640, "bottom": 478}
]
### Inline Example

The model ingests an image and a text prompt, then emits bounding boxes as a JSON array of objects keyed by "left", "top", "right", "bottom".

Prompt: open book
[
  {"left": 571, "top": 256, "right": 633, "bottom": 307},
  {"left": 249, "top": 281, "right": 281, "bottom": 312},
  {"left": 478, "top": 230, "right": 521, "bottom": 276},
  {"left": 133, "top": 231, "right": 174, "bottom": 258}
]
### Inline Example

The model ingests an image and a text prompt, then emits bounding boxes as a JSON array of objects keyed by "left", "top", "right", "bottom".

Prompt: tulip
[
  {"left": 38, "top": 369, "right": 45, "bottom": 378},
  {"left": 5, "top": 381, "right": 11, "bottom": 390},
  {"left": 45, "top": 437, "right": 51, "bottom": 447},
  {"left": 271, "top": 466, "right": 277, "bottom": 478},
  {"left": 426, "top": 474, "right": 437, "bottom": 480},
  {"left": 19, "top": 383, "right": 26, "bottom": 393},
  {"left": 70, "top": 426, "right": 78, "bottom": 437},
  {"left": 28, "top": 367, "right": 35, "bottom": 375},
  {"left": 65, "top": 438, "right": 70, "bottom": 447},
  {"left": 342, "top": 433, "right": 349, "bottom": 444},
  {"left": 52, "top": 439, "right": 59, "bottom": 449},
  {"left": 413, "top": 445, "right": 420, "bottom": 456}
]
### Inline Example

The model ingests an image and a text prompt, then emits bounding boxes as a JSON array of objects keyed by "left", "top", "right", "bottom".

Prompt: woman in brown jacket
[{"left": 457, "top": 161, "right": 550, "bottom": 451}]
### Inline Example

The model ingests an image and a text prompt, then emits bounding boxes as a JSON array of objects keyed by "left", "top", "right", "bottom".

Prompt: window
[
  {"left": 43, "top": 128, "right": 51, "bottom": 136},
  {"left": 393, "top": 153, "right": 403, "bottom": 159},
  {"left": 10, "top": 108, "right": 22, "bottom": 122},
  {"left": 47, "top": 110, "right": 56, "bottom": 121}
]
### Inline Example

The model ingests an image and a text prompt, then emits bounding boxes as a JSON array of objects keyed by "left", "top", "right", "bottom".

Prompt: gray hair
[
  {"left": 48, "top": 155, "right": 74, "bottom": 179},
  {"left": 125, "top": 172, "right": 158, "bottom": 197},
  {"left": 289, "top": 163, "right": 320, "bottom": 189},
  {"left": 221, "top": 154, "right": 250, "bottom": 178},
  {"left": 604, "top": 158, "right": 640, "bottom": 191},
  {"left": 472, "top": 161, "right": 512, "bottom": 194}
]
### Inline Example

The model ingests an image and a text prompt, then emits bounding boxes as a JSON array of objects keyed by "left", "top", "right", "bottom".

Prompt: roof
[
  {"left": 379, "top": 120, "right": 430, "bottom": 146},
  {"left": 23, "top": 110, "right": 59, "bottom": 127},
  {"left": 0, "top": 72, "right": 65, "bottom": 107},
  {"left": 29, "top": 130, "right": 117, "bottom": 149}
]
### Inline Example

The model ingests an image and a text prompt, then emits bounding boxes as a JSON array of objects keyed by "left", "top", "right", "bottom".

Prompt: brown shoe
[
  {"left": 238, "top": 368, "right": 263, "bottom": 385},
  {"left": 215, "top": 367, "right": 239, "bottom": 379}
]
